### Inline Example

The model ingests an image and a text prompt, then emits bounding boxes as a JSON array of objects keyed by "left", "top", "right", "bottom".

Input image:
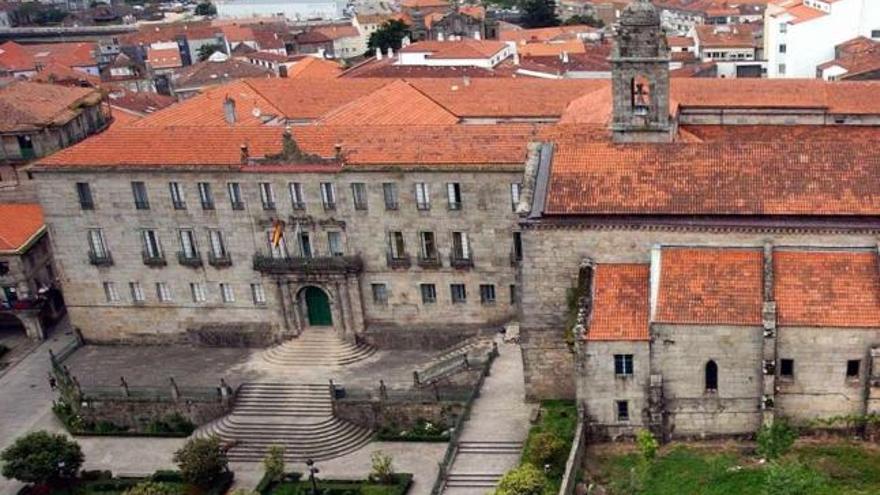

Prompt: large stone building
[{"left": 518, "top": 0, "right": 880, "bottom": 439}]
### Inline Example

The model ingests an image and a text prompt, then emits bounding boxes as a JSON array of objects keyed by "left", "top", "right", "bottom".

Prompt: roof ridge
[{"left": 398, "top": 77, "right": 460, "bottom": 118}]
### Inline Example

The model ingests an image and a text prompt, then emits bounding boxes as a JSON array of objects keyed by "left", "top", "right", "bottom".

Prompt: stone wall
[
  {"left": 362, "top": 324, "right": 498, "bottom": 350},
  {"left": 35, "top": 167, "right": 523, "bottom": 343},
  {"left": 578, "top": 341, "right": 650, "bottom": 439},
  {"left": 78, "top": 397, "right": 230, "bottom": 431},
  {"left": 521, "top": 328, "right": 575, "bottom": 401},
  {"left": 334, "top": 398, "right": 464, "bottom": 431}
]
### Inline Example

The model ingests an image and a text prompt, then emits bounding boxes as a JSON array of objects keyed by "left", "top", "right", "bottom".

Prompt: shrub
[
  {"left": 526, "top": 431, "right": 566, "bottom": 468},
  {"left": 173, "top": 436, "right": 227, "bottom": 488},
  {"left": 495, "top": 464, "right": 546, "bottom": 495},
  {"left": 123, "top": 481, "right": 182, "bottom": 495},
  {"left": 636, "top": 430, "right": 659, "bottom": 461},
  {"left": 756, "top": 419, "right": 798, "bottom": 460},
  {"left": 370, "top": 450, "right": 395, "bottom": 484},
  {"left": 0, "top": 431, "right": 84, "bottom": 486},
  {"left": 763, "top": 461, "right": 825, "bottom": 495},
  {"left": 80, "top": 469, "right": 113, "bottom": 481},
  {"left": 263, "top": 445, "right": 285, "bottom": 483}
]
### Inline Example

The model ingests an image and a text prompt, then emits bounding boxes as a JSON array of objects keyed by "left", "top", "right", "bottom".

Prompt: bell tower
[{"left": 611, "top": 0, "right": 672, "bottom": 143}]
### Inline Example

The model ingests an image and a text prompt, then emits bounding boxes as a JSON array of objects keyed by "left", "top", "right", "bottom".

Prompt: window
[
  {"left": 372, "top": 283, "right": 388, "bottom": 305},
  {"left": 614, "top": 354, "right": 634, "bottom": 376},
  {"left": 779, "top": 22, "right": 787, "bottom": 34},
  {"left": 447, "top": 183, "right": 462, "bottom": 210},
  {"left": 320, "top": 182, "right": 336, "bottom": 210},
  {"left": 156, "top": 282, "right": 173, "bottom": 302},
  {"left": 169, "top": 182, "right": 186, "bottom": 210},
  {"left": 87, "top": 229, "right": 108, "bottom": 258},
  {"left": 452, "top": 232, "right": 471, "bottom": 260},
  {"left": 419, "top": 231, "right": 437, "bottom": 260},
  {"left": 705, "top": 360, "right": 718, "bottom": 392},
  {"left": 198, "top": 182, "right": 214, "bottom": 210},
  {"left": 103, "top": 281, "right": 119, "bottom": 302},
  {"left": 142, "top": 230, "right": 163, "bottom": 259},
  {"left": 267, "top": 230, "right": 287, "bottom": 259},
  {"left": 420, "top": 283, "right": 436, "bottom": 304},
  {"left": 846, "top": 359, "right": 861, "bottom": 379},
  {"left": 227, "top": 182, "right": 244, "bottom": 210},
  {"left": 383, "top": 183, "right": 398, "bottom": 210},
  {"left": 451, "top": 283, "right": 467, "bottom": 303},
  {"left": 479, "top": 284, "right": 496, "bottom": 304},
  {"left": 328, "top": 232, "right": 343, "bottom": 256},
  {"left": 780, "top": 358, "right": 794, "bottom": 378},
  {"left": 510, "top": 284, "right": 517, "bottom": 305},
  {"left": 616, "top": 400, "right": 630, "bottom": 422},
  {"left": 190, "top": 282, "right": 207, "bottom": 303},
  {"left": 129, "top": 282, "right": 144, "bottom": 303},
  {"left": 415, "top": 183, "right": 430, "bottom": 210},
  {"left": 873, "top": 29, "right": 880, "bottom": 39},
  {"left": 351, "top": 183, "right": 368, "bottom": 210},
  {"left": 510, "top": 183, "right": 521, "bottom": 212},
  {"left": 259, "top": 182, "right": 276, "bottom": 210},
  {"left": 220, "top": 283, "right": 235, "bottom": 303},
  {"left": 251, "top": 283, "right": 266, "bottom": 304},
  {"left": 512, "top": 232, "right": 523, "bottom": 262},
  {"left": 299, "top": 232, "right": 312, "bottom": 258},
  {"left": 209, "top": 230, "right": 227, "bottom": 258},
  {"left": 177, "top": 229, "right": 196, "bottom": 259},
  {"left": 778, "top": 63, "right": 786, "bottom": 75},
  {"left": 131, "top": 181, "right": 149, "bottom": 210},
  {"left": 289, "top": 182, "right": 305, "bottom": 210},
  {"left": 778, "top": 43, "right": 786, "bottom": 53},
  {"left": 76, "top": 182, "right": 94, "bottom": 210},
  {"left": 388, "top": 231, "right": 406, "bottom": 259}
]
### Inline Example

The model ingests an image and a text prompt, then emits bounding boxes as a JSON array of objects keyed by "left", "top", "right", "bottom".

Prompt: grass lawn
[
  {"left": 520, "top": 400, "right": 578, "bottom": 493},
  {"left": 586, "top": 440, "right": 880, "bottom": 495}
]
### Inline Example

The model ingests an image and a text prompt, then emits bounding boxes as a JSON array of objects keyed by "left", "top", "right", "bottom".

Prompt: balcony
[
  {"left": 417, "top": 254, "right": 442, "bottom": 269},
  {"left": 134, "top": 201, "right": 150, "bottom": 210},
  {"left": 387, "top": 253, "right": 411, "bottom": 269},
  {"left": 231, "top": 201, "right": 245, "bottom": 211},
  {"left": 450, "top": 254, "right": 474, "bottom": 269},
  {"left": 384, "top": 201, "right": 399, "bottom": 211},
  {"left": 172, "top": 201, "right": 187, "bottom": 210},
  {"left": 208, "top": 252, "right": 233, "bottom": 268},
  {"left": 292, "top": 202, "right": 306, "bottom": 210},
  {"left": 323, "top": 201, "right": 336, "bottom": 211},
  {"left": 88, "top": 251, "right": 113, "bottom": 267},
  {"left": 142, "top": 252, "right": 167, "bottom": 267},
  {"left": 178, "top": 252, "right": 203, "bottom": 268},
  {"left": 253, "top": 253, "right": 363, "bottom": 275},
  {"left": 201, "top": 201, "right": 215, "bottom": 211},
  {"left": 262, "top": 202, "right": 276, "bottom": 211}
]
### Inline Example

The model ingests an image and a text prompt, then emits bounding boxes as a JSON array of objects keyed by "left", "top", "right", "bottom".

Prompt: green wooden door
[{"left": 305, "top": 287, "right": 332, "bottom": 326}]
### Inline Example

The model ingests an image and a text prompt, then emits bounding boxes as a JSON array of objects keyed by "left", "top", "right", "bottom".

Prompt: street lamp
[{"left": 305, "top": 458, "right": 320, "bottom": 495}]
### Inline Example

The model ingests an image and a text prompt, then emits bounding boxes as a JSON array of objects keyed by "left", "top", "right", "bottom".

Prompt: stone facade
[{"left": 35, "top": 167, "right": 523, "bottom": 344}]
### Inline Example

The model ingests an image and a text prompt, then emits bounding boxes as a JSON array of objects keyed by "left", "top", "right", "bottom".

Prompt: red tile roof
[
  {"left": 0, "top": 80, "right": 102, "bottom": 132},
  {"left": 0, "top": 204, "right": 45, "bottom": 253},
  {"left": 401, "top": 40, "right": 508, "bottom": 59},
  {"left": 695, "top": 23, "right": 759, "bottom": 49},
  {"left": 311, "top": 24, "right": 360, "bottom": 40},
  {"left": 147, "top": 47, "right": 182, "bottom": 70},
  {"left": 499, "top": 24, "right": 598, "bottom": 44},
  {"left": 0, "top": 41, "right": 98, "bottom": 72},
  {"left": 587, "top": 264, "right": 650, "bottom": 341},
  {"left": 655, "top": 248, "right": 764, "bottom": 326},
  {"left": 285, "top": 57, "right": 343, "bottom": 79},
  {"left": 518, "top": 40, "right": 586, "bottom": 57},
  {"left": 774, "top": 250, "right": 880, "bottom": 328},
  {"left": 319, "top": 79, "right": 458, "bottom": 125}
]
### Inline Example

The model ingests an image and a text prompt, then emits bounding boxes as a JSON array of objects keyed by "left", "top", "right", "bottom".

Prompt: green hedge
[{"left": 265, "top": 473, "right": 412, "bottom": 495}]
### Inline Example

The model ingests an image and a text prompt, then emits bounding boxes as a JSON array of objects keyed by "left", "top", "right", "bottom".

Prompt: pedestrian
[{"left": 48, "top": 374, "right": 57, "bottom": 391}]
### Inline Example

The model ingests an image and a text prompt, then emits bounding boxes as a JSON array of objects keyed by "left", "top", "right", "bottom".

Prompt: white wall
[{"left": 215, "top": 0, "right": 340, "bottom": 21}]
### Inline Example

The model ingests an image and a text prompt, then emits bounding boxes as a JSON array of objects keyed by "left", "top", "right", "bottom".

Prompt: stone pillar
[
  {"left": 761, "top": 243, "right": 778, "bottom": 426},
  {"left": 338, "top": 279, "right": 354, "bottom": 341},
  {"left": 278, "top": 281, "right": 299, "bottom": 337},
  {"left": 348, "top": 275, "right": 366, "bottom": 334},
  {"left": 330, "top": 282, "right": 345, "bottom": 337}
]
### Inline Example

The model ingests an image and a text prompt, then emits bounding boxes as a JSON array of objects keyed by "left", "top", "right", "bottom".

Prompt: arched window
[
  {"left": 705, "top": 360, "right": 718, "bottom": 392},
  {"left": 631, "top": 75, "right": 651, "bottom": 116}
]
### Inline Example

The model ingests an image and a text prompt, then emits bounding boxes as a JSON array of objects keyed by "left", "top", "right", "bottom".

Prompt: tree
[
  {"left": 367, "top": 20, "right": 410, "bottom": 56},
  {"left": 197, "top": 43, "right": 224, "bottom": 62},
  {"left": 756, "top": 419, "right": 798, "bottom": 461},
  {"left": 263, "top": 446, "right": 285, "bottom": 484},
  {"left": 0, "top": 431, "right": 84, "bottom": 487},
  {"left": 123, "top": 481, "right": 182, "bottom": 495},
  {"left": 195, "top": 2, "right": 217, "bottom": 16},
  {"left": 636, "top": 429, "right": 659, "bottom": 461},
  {"left": 521, "top": 0, "right": 559, "bottom": 29},
  {"left": 369, "top": 450, "right": 395, "bottom": 484},
  {"left": 495, "top": 464, "right": 546, "bottom": 495},
  {"left": 525, "top": 432, "right": 565, "bottom": 469},
  {"left": 173, "top": 436, "right": 227, "bottom": 488},
  {"left": 562, "top": 14, "right": 604, "bottom": 27}
]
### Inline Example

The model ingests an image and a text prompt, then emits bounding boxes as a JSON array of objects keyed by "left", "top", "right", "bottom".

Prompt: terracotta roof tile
[
  {"left": 694, "top": 23, "right": 760, "bottom": 49},
  {"left": 0, "top": 41, "right": 98, "bottom": 72},
  {"left": 499, "top": 25, "right": 598, "bottom": 44},
  {"left": 311, "top": 24, "right": 360, "bottom": 40},
  {"left": 244, "top": 78, "right": 389, "bottom": 119},
  {"left": 285, "top": 57, "right": 343, "bottom": 79},
  {"left": 147, "top": 47, "right": 182, "bottom": 69},
  {"left": 401, "top": 40, "right": 508, "bottom": 59},
  {"left": 518, "top": 40, "right": 586, "bottom": 57},
  {"left": 319, "top": 80, "right": 458, "bottom": 125},
  {"left": 655, "top": 248, "right": 764, "bottom": 326},
  {"left": 0, "top": 80, "right": 101, "bottom": 133},
  {"left": 774, "top": 250, "right": 880, "bottom": 328},
  {"left": 587, "top": 264, "right": 650, "bottom": 341},
  {"left": 172, "top": 58, "right": 274, "bottom": 89},
  {"left": 0, "top": 204, "right": 45, "bottom": 253}
]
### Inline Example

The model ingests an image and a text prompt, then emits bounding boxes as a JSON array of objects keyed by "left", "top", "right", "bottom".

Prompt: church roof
[{"left": 586, "top": 264, "right": 650, "bottom": 341}]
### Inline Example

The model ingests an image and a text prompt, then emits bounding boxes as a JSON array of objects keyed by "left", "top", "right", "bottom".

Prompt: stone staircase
[
  {"left": 261, "top": 331, "right": 377, "bottom": 367},
  {"left": 443, "top": 441, "right": 523, "bottom": 493},
  {"left": 196, "top": 382, "right": 372, "bottom": 462}
]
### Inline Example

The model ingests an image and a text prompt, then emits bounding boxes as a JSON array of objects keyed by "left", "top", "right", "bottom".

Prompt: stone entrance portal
[{"left": 303, "top": 286, "right": 332, "bottom": 326}]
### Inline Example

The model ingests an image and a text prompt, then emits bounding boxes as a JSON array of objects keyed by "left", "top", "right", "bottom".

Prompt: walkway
[{"left": 442, "top": 338, "right": 533, "bottom": 494}]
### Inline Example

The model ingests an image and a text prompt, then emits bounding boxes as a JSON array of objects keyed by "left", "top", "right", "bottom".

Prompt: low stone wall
[
  {"left": 187, "top": 322, "right": 279, "bottom": 348},
  {"left": 78, "top": 397, "right": 230, "bottom": 432},
  {"left": 362, "top": 324, "right": 499, "bottom": 350},
  {"left": 335, "top": 399, "right": 464, "bottom": 432}
]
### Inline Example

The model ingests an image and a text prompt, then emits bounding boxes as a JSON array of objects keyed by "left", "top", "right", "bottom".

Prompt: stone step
[
  {"left": 445, "top": 472, "right": 504, "bottom": 488},
  {"left": 457, "top": 441, "right": 523, "bottom": 454},
  {"left": 259, "top": 333, "right": 377, "bottom": 368}
]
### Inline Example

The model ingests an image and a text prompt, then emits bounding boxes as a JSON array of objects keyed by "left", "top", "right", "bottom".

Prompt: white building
[
  {"left": 764, "top": 0, "right": 880, "bottom": 78},
  {"left": 397, "top": 39, "right": 514, "bottom": 69},
  {"left": 215, "top": 0, "right": 341, "bottom": 21}
]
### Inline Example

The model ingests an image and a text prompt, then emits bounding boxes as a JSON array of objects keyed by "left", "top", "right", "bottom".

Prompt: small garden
[
  {"left": 377, "top": 419, "right": 451, "bottom": 442},
  {"left": 494, "top": 400, "right": 578, "bottom": 495},
  {"left": 53, "top": 400, "right": 195, "bottom": 437},
  {"left": 3, "top": 431, "right": 233, "bottom": 495},
  {"left": 585, "top": 420, "right": 880, "bottom": 495}
]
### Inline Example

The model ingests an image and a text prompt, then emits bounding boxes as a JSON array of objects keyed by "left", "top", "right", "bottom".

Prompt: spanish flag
[{"left": 271, "top": 219, "right": 285, "bottom": 247}]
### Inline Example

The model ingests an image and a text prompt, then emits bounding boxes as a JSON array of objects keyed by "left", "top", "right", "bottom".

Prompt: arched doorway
[{"left": 303, "top": 286, "right": 332, "bottom": 326}]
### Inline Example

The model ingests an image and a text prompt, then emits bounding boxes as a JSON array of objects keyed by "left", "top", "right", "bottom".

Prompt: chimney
[
  {"left": 223, "top": 96, "right": 236, "bottom": 124},
  {"left": 474, "top": 30, "right": 481, "bottom": 40},
  {"left": 462, "top": 75, "right": 471, "bottom": 87},
  {"left": 240, "top": 143, "right": 249, "bottom": 164},
  {"left": 562, "top": 51, "right": 569, "bottom": 63},
  {"left": 376, "top": 48, "right": 383, "bottom": 60},
  {"left": 386, "top": 46, "right": 393, "bottom": 57},
  {"left": 402, "top": 35, "right": 411, "bottom": 47},
  {"left": 334, "top": 143, "right": 343, "bottom": 162},
  {"left": 438, "top": 32, "right": 445, "bottom": 41}
]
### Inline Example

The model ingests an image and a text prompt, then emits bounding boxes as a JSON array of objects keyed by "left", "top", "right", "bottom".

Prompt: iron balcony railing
[
  {"left": 253, "top": 253, "right": 363, "bottom": 274},
  {"left": 386, "top": 253, "right": 411, "bottom": 269},
  {"left": 142, "top": 251, "right": 167, "bottom": 267},
  {"left": 417, "top": 254, "right": 442, "bottom": 269},
  {"left": 177, "top": 251, "right": 203, "bottom": 268},
  {"left": 208, "top": 252, "right": 233, "bottom": 268},
  {"left": 88, "top": 251, "right": 113, "bottom": 266},
  {"left": 449, "top": 253, "right": 474, "bottom": 269}
]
